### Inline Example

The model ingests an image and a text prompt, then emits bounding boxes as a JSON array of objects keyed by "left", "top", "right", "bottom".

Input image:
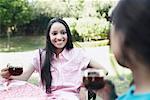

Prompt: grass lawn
[
  {"left": 0, "top": 36, "right": 45, "bottom": 52},
  {"left": 0, "top": 36, "right": 109, "bottom": 52}
]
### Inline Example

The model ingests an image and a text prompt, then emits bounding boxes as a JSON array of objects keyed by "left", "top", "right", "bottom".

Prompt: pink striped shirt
[{"left": 32, "top": 48, "right": 90, "bottom": 99}]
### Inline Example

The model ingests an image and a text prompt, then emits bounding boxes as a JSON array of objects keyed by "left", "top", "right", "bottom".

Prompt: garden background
[{"left": 0, "top": 0, "right": 132, "bottom": 99}]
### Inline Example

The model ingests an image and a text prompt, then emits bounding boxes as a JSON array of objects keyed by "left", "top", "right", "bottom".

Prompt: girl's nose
[{"left": 56, "top": 33, "right": 63, "bottom": 40}]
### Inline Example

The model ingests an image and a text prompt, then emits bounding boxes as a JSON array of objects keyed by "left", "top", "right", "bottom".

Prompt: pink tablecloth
[
  {"left": 0, "top": 80, "right": 80, "bottom": 100},
  {"left": 0, "top": 80, "right": 46, "bottom": 100}
]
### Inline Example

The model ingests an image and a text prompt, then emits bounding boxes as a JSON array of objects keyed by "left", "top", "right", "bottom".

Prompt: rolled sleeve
[
  {"left": 31, "top": 49, "right": 41, "bottom": 72},
  {"left": 77, "top": 48, "right": 91, "bottom": 70}
]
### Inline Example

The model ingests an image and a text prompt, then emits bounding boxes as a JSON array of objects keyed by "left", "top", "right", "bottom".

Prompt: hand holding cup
[
  {"left": 7, "top": 64, "right": 23, "bottom": 76},
  {"left": 83, "top": 69, "right": 106, "bottom": 90}
]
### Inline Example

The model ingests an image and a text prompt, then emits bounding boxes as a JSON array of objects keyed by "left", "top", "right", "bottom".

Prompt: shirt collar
[
  {"left": 53, "top": 48, "right": 71, "bottom": 60},
  {"left": 61, "top": 48, "right": 71, "bottom": 60}
]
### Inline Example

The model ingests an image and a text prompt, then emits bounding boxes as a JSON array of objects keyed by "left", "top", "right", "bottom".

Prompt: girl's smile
[{"left": 49, "top": 22, "right": 68, "bottom": 51}]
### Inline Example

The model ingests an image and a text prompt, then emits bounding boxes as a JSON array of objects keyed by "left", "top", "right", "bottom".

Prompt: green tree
[
  {"left": 76, "top": 17, "right": 109, "bottom": 41},
  {"left": 33, "top": 0, "right": 84, "bottom": 19},
  {"left": 66, "top": 0, "right": 84, "bottom": 19},
  {"left": 34, "top": 0, "right": 69, "bottom": 18},
  {"left": 93, "top": 0, "right": 113, "bottom": 19},
  {"left": 81, "top": 0, "right": 97, "bottom": 17},
  {"left": 63, "top": 17, "right": 83, "bottom": 41},
  {"left": 0, "top": 0, "right": 33, "bottom": 50}
]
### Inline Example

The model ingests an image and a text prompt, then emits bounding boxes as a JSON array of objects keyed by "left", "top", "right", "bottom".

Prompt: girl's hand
[
  {"left": 96, "top": 86, "right": 111, "bottom": 100},
  {"left": 79, "top": 87, "right": 87, "bottom": 100},
  {"left": 0, "top": 67, "right": 11, "bottom": 79},
  {"left": 96, "top": 80, "right": 118, "bottom": 100}
]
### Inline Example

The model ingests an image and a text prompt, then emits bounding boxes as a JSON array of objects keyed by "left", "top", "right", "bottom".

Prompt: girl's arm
[
  {"left": 1, "top": 63, "right": 35, "bottom": 81},
  {"left": 88, "top": 58, "right": 108, "bottom": 75}
]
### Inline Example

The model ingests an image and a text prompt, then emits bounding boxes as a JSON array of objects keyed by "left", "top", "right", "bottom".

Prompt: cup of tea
[
  {"left": 7, "top": 64, "right": 23, "bottom": 76},
  {"left": 83, "top": 69, "right": 106, "bottom": 90}
]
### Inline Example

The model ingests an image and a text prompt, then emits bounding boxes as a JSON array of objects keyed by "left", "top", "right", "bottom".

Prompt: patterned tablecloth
[
  {"left": 0, "top": 79, "right": 46, "bottom": 100},
  {"left": 0, "top": 79, "right": 81, "bottom": 100}
]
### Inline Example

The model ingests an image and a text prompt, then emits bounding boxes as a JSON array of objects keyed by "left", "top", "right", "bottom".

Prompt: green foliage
[
  {"left": 94, "top": 0, "right": 114, "bottom": 19},
  {"left": 63, "top": 17, "right": 83, "bottom": 41},
  {"left": 63, "top": 17, "right": 77, "bottom": 32},
  {"left": 0, "top": 0, "right": 34, "bottom": 50},
  {"left": 17, "top": 15, "right": 50, "bottom": 36},
  {"left": 76, "top": 17, "right": 110, "bottom": 41},
  {"left": 81, "top": 0, "right": 97, "bottom": 17},
  {"left": 98, "top": 18, "right": 110, "bottom": 38},
  {"left": 0, "top": 0, "right": 33, "bottom": 26},
  {"left": 76, "top": 17, "right": 99, "bottom": 41},
  {"left": 0, "top": 0, "right": 33, "bottom": 35},
  {"left": 66, "top": 0, "right": 84, "bottom": 18},
  {"left": 34, "top": 0, "right": 69, "bottom": 18},
  {"left": 33, "top": 0, "right": 84, "bottom": 19},
  {"left": 0, "top": 0, "right": 115, "bottom": 39}
]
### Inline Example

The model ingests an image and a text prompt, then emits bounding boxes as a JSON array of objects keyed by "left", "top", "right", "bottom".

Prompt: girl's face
[
  {"left": 110, "top": 25, "right": 126, "bottom": 67},
  {"left": 49, "top": 22, "right": 68, "bottom": 50},
  {"left": 110, "top": 25, "right": 121, "bottom": 60}
]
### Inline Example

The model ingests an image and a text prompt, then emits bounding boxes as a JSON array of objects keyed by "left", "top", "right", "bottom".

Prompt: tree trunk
[{"left": 7, "top": 27, "right": 11, "bottom": 51}]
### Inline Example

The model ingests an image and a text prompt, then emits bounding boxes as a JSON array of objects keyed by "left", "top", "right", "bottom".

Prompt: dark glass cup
[
  {"left": 83, "top": 69, "right": 106, "bottom": 90},
  {"left": 8, "top": 65, "right": 23, "bottom": 76}
]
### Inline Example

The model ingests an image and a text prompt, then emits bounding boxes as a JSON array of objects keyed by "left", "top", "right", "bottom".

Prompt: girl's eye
[
  {"left": 52, "top": 32, "right": 57, "bottom": 35},
  {"left": 61, "top": 31, "right": 67, "bottom": 35}
]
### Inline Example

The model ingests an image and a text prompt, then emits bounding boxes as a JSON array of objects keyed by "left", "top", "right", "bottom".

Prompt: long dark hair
[
  {"left": 111, "top": 0, "right": 150, "bottom": 66},
  {"left": 41, "top": 18, "right": 73, "bottom": 93}
]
